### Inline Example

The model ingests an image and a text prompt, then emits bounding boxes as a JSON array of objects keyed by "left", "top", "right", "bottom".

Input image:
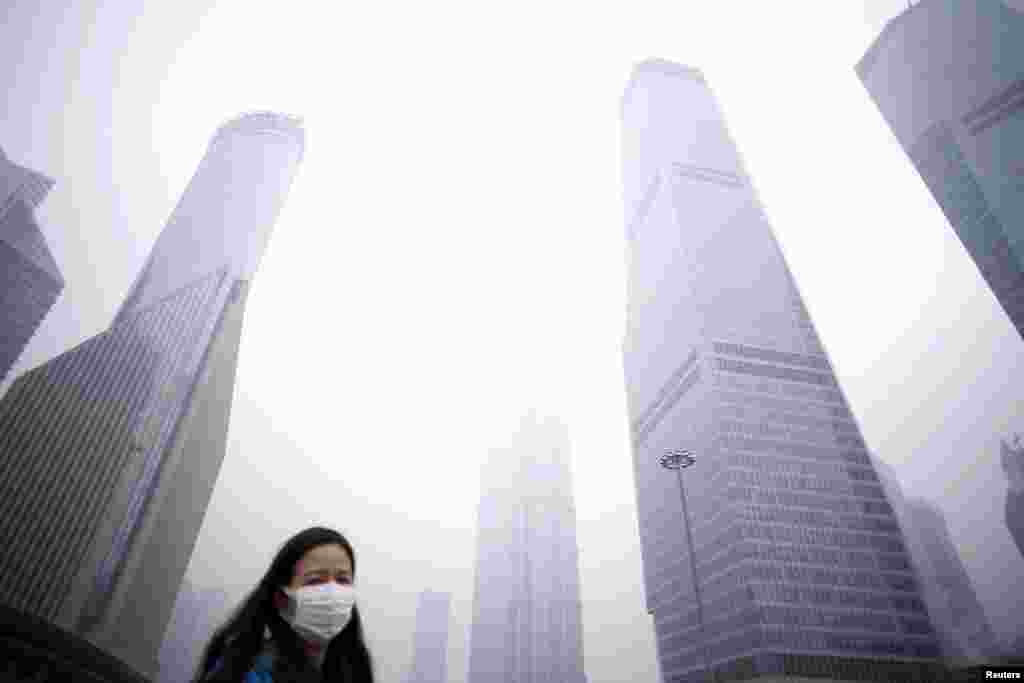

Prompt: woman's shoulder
[
  {"left": 243, "top": 652, "right": 275, "bottom": 683},
  {"left": 208, "top": 645, "right": 276, "bottom": 682}
]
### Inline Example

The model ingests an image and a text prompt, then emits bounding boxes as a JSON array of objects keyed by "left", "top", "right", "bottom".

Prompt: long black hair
[{"left": 193, "top": 526, "right": 374, "bottom": 683}]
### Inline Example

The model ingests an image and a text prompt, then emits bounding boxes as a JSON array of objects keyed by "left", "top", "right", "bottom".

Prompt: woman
[{"left": 194, "top": 526, "right": 375, "bottom": 682}]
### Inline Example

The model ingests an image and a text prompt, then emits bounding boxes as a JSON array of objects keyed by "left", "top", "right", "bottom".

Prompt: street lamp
[{"left": 659, "top": 448, "right": 715, "bottom": 683}]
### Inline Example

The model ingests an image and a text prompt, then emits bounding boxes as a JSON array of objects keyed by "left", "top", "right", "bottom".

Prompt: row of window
[
  {"left": 746, "top": 653, "right": 945, "bottom": 681},
  {"left": 752, "top": 583, "right": 926, "bottom": 614},
  {"left": 712, "top": 341, "right": 831, "bottom": 371},
  {"left": 722, "top": 468, "right": 885, "bottom": 500},
  {"left": 720, "top": 450, "right": 877, "bottom": 483},
  {"left": 735, "top": 503, "right": 900, "bottom": 535},
  {"left": 760, "top": 605, "right": 934, "bottom": 635},
  {"left": 712, "top": 373, "right": 846, "bottom": 406},
  {"left": 715, "top": 358, "right": 837, "bottom": 388},
  {"left": 673, "top": 520, "right": 907, "bottom": 583},
  {"left": 714, "top": 403, "right": 860, "bottom": 434},
  {"left": 718, "top": 418, "right": 866, "bottom": 450},
  {"left": 740, "top": 523, "right": 905, "bottom": 553},
  {"left": 763, "top": 627, "right": 939, "bottom": 658},
  {"left": 724, "top": 486, "right": 893, "bottom": 517},
  {"left": 741, "top": 542, "right": 911, "bottom": 573},
  {"left": 714, "top": 388, "right": 851, "bottom": 419},
  {"left": 683, "top": 493, "right": 901, "bottom": 562},
  {"left": 775, "top": 381, "right": 845, "bottom": 405},
  {"left": 688, "top": 538, "right": 913, "bottom": 594},
  {"left": 717, "top": 435, "right": 871, "bottom": 466},
  {"left": 701, "top": 562, "right": 917, "bottom": 606}
]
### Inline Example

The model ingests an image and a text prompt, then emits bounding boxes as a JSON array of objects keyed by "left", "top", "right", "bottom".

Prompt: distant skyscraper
[
  {"left": 872, "top": 459, "right": 999, "bottom": 663},
  {"left": 0, "top": 147, "right": 63, "bottom": 385},
  {"left": 158, "top": 579, "right": 232, "bottom": 683},
  {"left": 856, "top": 0, "right": 1024, "bottom": 341},
  {"left": 405, "top": 590, "right": 451, "bottom": 683},
  {"left": 468, "top": 413, "right": 587, "bottom": 683},
  {"left": 1002, "top": 435, "right": 1024, "bottom": 562},
  {"left": 0, "top": 112, "right": 304, "bottom": 678},
  {"left": 621, "top": 60, "right": 943, "bottom": 682}
]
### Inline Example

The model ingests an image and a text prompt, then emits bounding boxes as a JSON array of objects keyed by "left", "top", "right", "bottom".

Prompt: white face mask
[{"left": 279, "top": 583, "right": 357, "bottom": 644}]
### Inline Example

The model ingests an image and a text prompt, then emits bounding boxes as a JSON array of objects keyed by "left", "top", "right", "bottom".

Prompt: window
[
  {"left": 712, "top": 341, "right": 831, "bottom": 370},
  {"left": 716, "top": 358, "right": 837, "bottom": 387}
]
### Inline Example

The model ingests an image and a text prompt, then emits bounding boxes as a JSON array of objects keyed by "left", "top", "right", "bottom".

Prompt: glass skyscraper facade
[
  {"left": 1002, "top": 437, "right": 1024, "bottom": 563},
  {"left": 0, "top": 112, "right": 304, "bottom": 678},
  {"left": 621, "top": 60, "right": 943, "bottom": 682},
  {"left": 158, "top": 579, "right": 232, "bottom": 683},
  {"left": 874, "top": 459, "right": 999, "bottom": 663},
  {"left": 0, "top": 147, "right": 63, "bottom": 386},
  {"left": 856, "top": 0, "right": 1024, "bottom": 342},
  {"left": 468, "top": 413, "right": 588, "bottom": 683},
  {"left": 405, "top": 590, "right": 451, "bottom": 683}
]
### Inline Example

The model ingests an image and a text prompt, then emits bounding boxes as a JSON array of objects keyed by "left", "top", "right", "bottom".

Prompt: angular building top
[
  {"left": 210, "top": 111, "right": 306, "bottom": 157},
  {"left": 621, "top": 59, "right": 706, "bottom": 111},
  {"left": 0, "top": 146, "right": 55, "bottom": 215},
  {"left": 114, "top": 111, "right": 305, "bottom": 324},
  {"left": 0, "top": 147, "right": 64, "bottom": 384},
  {"left": 0, "top": 146, "right": 61, "bottom": 284}
]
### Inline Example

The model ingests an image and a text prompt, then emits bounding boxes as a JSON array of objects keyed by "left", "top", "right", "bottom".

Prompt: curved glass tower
[
  {"left": 0, "top": 112, "right": 304, "bottom": 678},
  {"left": 857, "top": 0, "right": 1024, "bottom": 342},
  {"left": 0, "top": 147, "right": 63, "bottom": 385}
]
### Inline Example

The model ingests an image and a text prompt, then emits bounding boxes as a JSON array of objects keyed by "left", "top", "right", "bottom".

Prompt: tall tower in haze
[
  {"left": 856, "top": 0, "right": 1024, "bottom": 341},
  {"left": 468, "top": 413, "right": 588, "bottom": 683},
  {"left": 873, "top": 459, "right": 1000, "bottom": 663},
  {"left": 621, "top": 60, "right": 943, "bottom": 682},
  {"left": 0, "top": 147, "right": 63, "bottom": 385},
  {"left": 1002, "top": 435, "right": 1024, "bottom": 562},
  {"left": 405, "top": 590, "right": 451, "bottom": 683},
  {"left": 0, "top": 112, "right": 304, "bottom": 678}
]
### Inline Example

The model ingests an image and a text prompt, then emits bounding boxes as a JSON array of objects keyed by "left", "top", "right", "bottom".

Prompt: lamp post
[{"left": 659, "top": 448, "right": 715, "bottom": 683}]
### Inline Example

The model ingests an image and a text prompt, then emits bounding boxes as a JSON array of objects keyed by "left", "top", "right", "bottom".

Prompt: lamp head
[{"left": 660, "top": 449, "right": 696, "bottom": 470}]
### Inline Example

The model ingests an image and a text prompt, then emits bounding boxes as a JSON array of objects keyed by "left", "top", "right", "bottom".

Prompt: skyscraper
[
  {"left": 0, "top": 112, "right": 304, "bottom": 678},
  {"left": 405, "top": 590, "right": 451, "bottom": 683},
  {"left": 0, "top": 147, "right": 63, "bottom": 385},
  {"left": 872, "top": 459, "right": 999, "bottom": 663},
  {"left": 468, "top": 413, "right": 587, "bottom": 683},
  {"left": 856, "top": 0, "right": 1024, "bottom": 341},
  {"left": 621, "top": 60, "right": 943, "bottom": 682},
  {"left": 158, "top": 579, "right": 232, "bottom": 683},
  {"left": 1002, "top": 435, "right": 1024, "bottom": 562}
]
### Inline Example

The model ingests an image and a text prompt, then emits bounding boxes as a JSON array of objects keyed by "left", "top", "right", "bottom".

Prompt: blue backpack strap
[
  {"left": 244, "top": 670, "right": 274, "bottom": 683},
  {"left": 245, "top": 651, "right": 276, "bottom": 682}
]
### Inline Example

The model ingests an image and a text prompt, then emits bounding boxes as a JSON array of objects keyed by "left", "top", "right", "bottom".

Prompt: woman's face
[{"left": 288, "top": 543, "right": 353, "bottom": 591}]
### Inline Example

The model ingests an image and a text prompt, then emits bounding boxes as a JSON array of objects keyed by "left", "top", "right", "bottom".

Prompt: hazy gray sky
[{"left": 2, "top": 1, "right": 1023, "bottom": 681}]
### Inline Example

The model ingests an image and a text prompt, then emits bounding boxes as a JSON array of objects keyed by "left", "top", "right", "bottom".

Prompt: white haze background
[{"left": 2, "top": 1, "right": 1023, "bottom": 681}]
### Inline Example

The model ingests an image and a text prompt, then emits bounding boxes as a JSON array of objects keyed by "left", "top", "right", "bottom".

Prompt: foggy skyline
[{"left": 1, "top": 1, "right": 1022, "bottom": 682}]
